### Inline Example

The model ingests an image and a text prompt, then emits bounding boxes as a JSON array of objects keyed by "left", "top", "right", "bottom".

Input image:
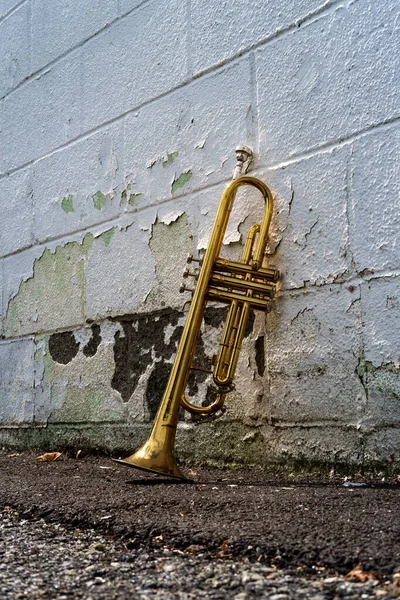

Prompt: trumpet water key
[{"left": 115, "top": 147, "right": 279, "bottom": 480}]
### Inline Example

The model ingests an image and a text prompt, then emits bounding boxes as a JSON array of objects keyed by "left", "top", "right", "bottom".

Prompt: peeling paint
[
  {"left": 61, "top": 195, "right": 74, "bottom": 213},
  {"left": 144, "top": 213, "right": 193, "bottom": 312},
  {"left": 40, "top": 335, "right": 126, "bottom": 425},
  {"left": 98, "top": 228, "right": 115, "bottom": 247},
  {"left": 162, "top": 151, "right": 179, "bottom": 167},
  {"left": 171, "top": 170, "right": 192, "bottom": 194},
  {"left": 128, "top": 193, "right": 142, "bottom": 206},
  {"left": 5, "top": 234, "right": 93, "bottom": 337},
  {"left": 92, "top": 191, "right": 106, "bottom": 210},
  {"left": 159, "top": 210, "right": 184, "bottom": 225}
]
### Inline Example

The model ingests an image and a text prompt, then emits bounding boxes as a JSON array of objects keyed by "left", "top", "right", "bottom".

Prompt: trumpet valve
[
  {"left": 187, "top": 252, "right": 203, "bottom": 265},
  {"left": 182, "top": 267, "right": 198, "bottom": 279},
  {"left": 179, "top": 283, "right": 195, "bottom": 294}
]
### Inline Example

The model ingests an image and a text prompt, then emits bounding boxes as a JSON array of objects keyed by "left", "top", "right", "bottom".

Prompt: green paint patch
[
  {"left": 5, "top": 233, "right": 94, "bottom": 337},
  {"left": 48, "top": 387, "right": 121, "bottom": 423},
  {"left": 34, "top": 347, "right": 42, "bottom": 363},
  {"left": 162, "top": 151, "right": 179, "bottom": 168},
  {"left": 171, "top": 170, "right": 192, "bottom": 194},
  {"left": 128, "top": 193, "right": 143, "bottom": 206},
  {"left": 61, "top": 195, "right": 74, "bottom": 213},
  {"left": 93, "top": 191, "right": 106, "bottom": 210},
  {"left": 99, "top": 228, "right": 115, "bottom": 247}
]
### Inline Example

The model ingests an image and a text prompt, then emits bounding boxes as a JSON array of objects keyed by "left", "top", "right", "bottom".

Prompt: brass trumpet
[{"left": 115, "top": 157, "right": 278, "bottom": 480}]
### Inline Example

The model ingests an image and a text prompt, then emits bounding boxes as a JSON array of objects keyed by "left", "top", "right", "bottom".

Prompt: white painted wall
[{"left": 0, "top": 0, "right": 399, "bottom": 470}]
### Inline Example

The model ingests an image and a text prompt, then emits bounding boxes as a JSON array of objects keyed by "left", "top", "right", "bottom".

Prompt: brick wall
[{"left": 0, "top": 0, "right": 399, "bottom": 470}]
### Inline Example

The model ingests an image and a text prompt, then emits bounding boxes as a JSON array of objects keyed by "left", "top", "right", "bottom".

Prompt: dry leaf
[
  {"left": 185, "top": 544, "right": 203, "bottom": 554},
  {"left": 7, "top": 453, "right": 20, "bottom": 457},
  {"left": 218, "top": 539, "right": 232, "bottom": 558},
  {"left": 35, "top": 452, "right": 62, "bottom": 462},
  {"left": 153, "top": 535, "right": 163, "bottom": 544},
  {"left": 345, "top": 566, "right": 382, "bottom": 583}
]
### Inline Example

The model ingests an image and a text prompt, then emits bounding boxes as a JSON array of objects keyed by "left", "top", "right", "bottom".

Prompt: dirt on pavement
[{"left": 1, "top": 450, "right": 400, "bottom": 578}]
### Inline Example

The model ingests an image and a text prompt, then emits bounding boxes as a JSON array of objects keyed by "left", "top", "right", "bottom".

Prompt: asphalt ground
[{"left": 1, "top": 451, "right": 400, "bottom": 598}]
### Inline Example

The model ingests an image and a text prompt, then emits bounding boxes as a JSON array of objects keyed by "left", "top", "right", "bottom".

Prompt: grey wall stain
[
  {"left": 111, "top": 310, "right": 183, "bottom": 404},
  {"left": 48, "top": 331, "right": 80, "bottom": 364},
  {"left": 83, "top": 324, "right": 102, "bottom": 357}
]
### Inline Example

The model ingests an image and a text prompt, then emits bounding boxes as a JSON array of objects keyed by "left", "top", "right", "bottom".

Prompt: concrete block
[
  {"left": 349, "top": 126, "right": 400, "bottom": 274},
  {"left": 81, "top": 0, "right": 188, "bottom": 131},
  {"left": 259, "top": 145, "right": 351, "bottom": 289},
  {"left": 32, "top": 122, "right": 124, "bottom": 243},
  {"left": 0, "top": 3, "right": 30, "bottom": 97},
  {"left": 31, "top": 0, "right": 118, "bottom": 72},
  {"left": 0, "top": 167, "right": 33, "bottom": 257},
  {"left": 364, "top": 428, "right": 400, "bottom": 470},
  {"left": 85, "top": 220, "right": 156, "bottom": 320},
  {"left": 33, "top": 332, "right": 126, "bottom": 425},
  {"left": 362, "top": 277, "right": 400, "bottom": 367},
  {"left": 266, "top": 284, "right": 366, "bottom": 424},
  {"left": 0, "top": 339, "right": 35, "bottom": 425},
  {"left": 0, "top": 259, "right": 3, "bottom": 336},
  {"left": 2, "top": 52, "right": 81, "bottom": 172},
  {"left": 0, "top": 99, "right": 3, "bottom": 173},
  {"left": 257, "top": 1, "right": 400, "bottom": 163},
  {"left": 358, "top": 278, "right": 400, "bottom": 428},
  {"left": 123, "top": 59, "right": 252, "bottom": 210},
  {"left": 191, "top": 0, "right": 325, "bottom": 74}
]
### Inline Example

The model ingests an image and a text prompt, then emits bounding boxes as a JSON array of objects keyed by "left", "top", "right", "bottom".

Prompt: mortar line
[
  {"left": 188, "top": 0, "right": 343, "bottom": 83},
  {"left": 2, "top": 271, "right": 398, "bottom": 343},
  {"left": 0, "top": 0, "right": 345, "bottom": 176},
  {"left": 248, "top": 51, "right": 259, "bottom": 158},
  {"left": 0, "top": 0, "right": 155, "bottom": 102},
  {"left": 0, "top": 214, "right": 125, "bottom": 261},
  {"left": 265, "top": 116, "right": 400, "bottom": 171},
  {"left": 2, "top": 106, "right": 398, "bottom": 187},
  {"left": 0, "top": 0, "right": 27, "bottom": 26},
  {"left": 1, "top": 0, "right": 340, "bottom": 103},
  {"left": 0, "top": 55, "right": 245, "bottom": 179}
]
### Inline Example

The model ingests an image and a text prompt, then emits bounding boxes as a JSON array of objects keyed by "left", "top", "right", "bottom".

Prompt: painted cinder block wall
[{"left": 0, "top": 0, "right": 399, "bottom": 470}]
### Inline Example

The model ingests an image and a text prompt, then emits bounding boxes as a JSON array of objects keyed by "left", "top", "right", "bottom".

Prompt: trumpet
[{"left": 115, "top": 148, "right": 279, "bottom": 480}]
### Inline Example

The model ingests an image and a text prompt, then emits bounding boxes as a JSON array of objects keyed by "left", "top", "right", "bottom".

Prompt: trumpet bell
[{"left": 113, "top": 427, "right": 188, "bottom": 480}]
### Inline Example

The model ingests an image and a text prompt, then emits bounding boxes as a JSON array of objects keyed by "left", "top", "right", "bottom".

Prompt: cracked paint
[{"left": 144, "top": 212, "right": 193, "bottom": 312}]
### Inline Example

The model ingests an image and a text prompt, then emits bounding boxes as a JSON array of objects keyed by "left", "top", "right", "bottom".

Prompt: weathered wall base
[{"left": 2, "top": 422, "right": 400, "bottom": 474}]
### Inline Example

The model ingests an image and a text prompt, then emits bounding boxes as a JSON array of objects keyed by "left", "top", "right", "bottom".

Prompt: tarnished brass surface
[{"left": 116, "top": 175, "right": 277, "bottom": 480}]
